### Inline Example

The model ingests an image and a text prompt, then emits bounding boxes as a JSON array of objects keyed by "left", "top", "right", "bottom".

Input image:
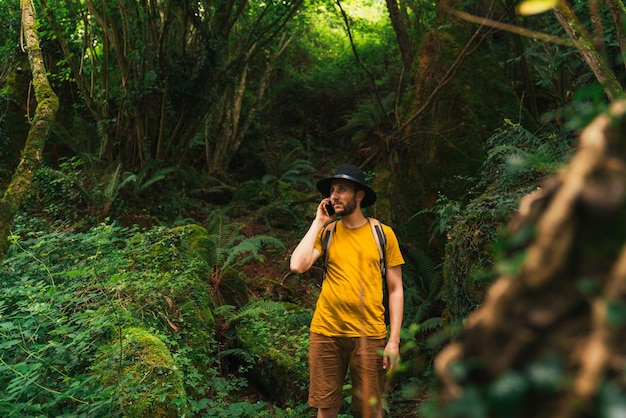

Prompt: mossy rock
[
  {"left": 172, "top": 223, "right": 216, "bottom": 267},
  {"left": 166, "top": 225, "right": 218, "bottom": 378},
  {"left": 132, "top": 225, "right": 216, "bottom": 337},
  {"left": 124, "top": 223, "right": 217, "bottom": 326},
  {"left": 113, "top": 226, "right": 218, "bottom": 390},
  {"left": 234, "top": 301, "right": 311, "bottom": 405},
  {"left": 92, "top": 327, "right": 186, "bottom": 417}
]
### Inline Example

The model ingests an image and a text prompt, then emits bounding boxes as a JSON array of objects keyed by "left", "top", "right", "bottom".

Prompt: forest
[{"left": 1, "top": 0, "right": 626, "bottom": 417}]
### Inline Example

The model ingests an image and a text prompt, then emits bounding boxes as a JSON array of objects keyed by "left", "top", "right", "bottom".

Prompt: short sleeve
[{"left": 383, "top": 224, "right": 405, "bottom": 268}]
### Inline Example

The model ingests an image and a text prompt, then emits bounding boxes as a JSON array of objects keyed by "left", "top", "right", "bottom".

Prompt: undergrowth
[
  {"left": 0, "top": 217, "right": 309, "bottom": 417},
  {"left": 422, "top": 122, "right": 574, "bottom": 319}
]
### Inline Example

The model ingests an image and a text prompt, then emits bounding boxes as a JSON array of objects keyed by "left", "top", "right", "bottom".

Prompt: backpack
[{"left": 320, "top": 218, "right": 390, "bottom": 324}]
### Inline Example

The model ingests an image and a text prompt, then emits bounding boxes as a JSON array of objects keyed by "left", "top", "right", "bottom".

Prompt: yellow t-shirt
[{"left": 311, "top": 220, "right": 405, "bottom": 339}]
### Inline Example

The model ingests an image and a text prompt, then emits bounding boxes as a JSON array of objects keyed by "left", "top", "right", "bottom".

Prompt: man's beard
[{"left": 336, "top": 195, "right": 357, "bottom": 216}]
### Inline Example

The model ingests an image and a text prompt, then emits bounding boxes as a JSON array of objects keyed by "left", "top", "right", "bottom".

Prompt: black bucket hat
[{"left": 316, "top": 164, "right": 377, "bottom": 208}]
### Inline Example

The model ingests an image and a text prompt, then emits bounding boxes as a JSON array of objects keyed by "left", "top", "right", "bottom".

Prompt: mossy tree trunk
[
  {"left": 553, "top": 0, "right": 623, "bottom": 100},
  {"left": 0, "top": 0, "right": 59, "bottom": 257},
  {"left": 434, "top": 99, "right": 626, "bottom": 417}
]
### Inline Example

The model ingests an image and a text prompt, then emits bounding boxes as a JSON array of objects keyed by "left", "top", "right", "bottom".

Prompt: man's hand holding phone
[
  {"left": 324, "top": 201, "right": 335, "bottom": 216},
  {"left": 319, "top": 199, "right": 335, "bottom": 221}
]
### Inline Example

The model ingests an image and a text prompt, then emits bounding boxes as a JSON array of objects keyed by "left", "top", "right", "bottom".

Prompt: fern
[
  {"left": 336, "top": 93, "right": 395, "bottom": 145},
  {"left": 204, "top": 214, "right": 285, "bottom": 295},
  {"left": 228, "top": 300, "right": 286, "bottom": 322},
  {"left": 425, "top": 320, "right": 464, "bottom": 350},
  {"left": 219, "top": 347, "right": 254, "bottom": 364},
  {"left": 418, "top": 316, "right": 443, "bottom": 332},
  {"left": 35, "top": 157, "right": 175, "bottom": 220},
  {"left": 37, "top": 159, "right": 124, "bottom": 219},
  {"left": 213, "top": 304, "right": 237, "bottom": 319},
  {"left": 120, "top": 160, "right": 176, "bottom": 194},
  {"left": 402, "top": 246, "right": 443, "bottom": 326},
  {"left": 102, "top": 163, "right": 122, "bottom": 203},
  {"left": 261, "top": 150, "right": 314, "bottom": 188},
  {"left": 222, "top": 236, "right": 283, "bottom": 268}
]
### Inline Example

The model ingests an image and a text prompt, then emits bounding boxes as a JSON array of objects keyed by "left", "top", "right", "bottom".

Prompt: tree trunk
[
  {"left": 0, "top": 0, "right": 59, "bottom": 257},
  {"left": 605, "top": 0, "right": 626, "bottom": 69},
  {"left": 385, "top": 0, "right": 413, "bottom": 75},
  {"left": 553, "top": 1, "right": 623, "bottom": 100},
  {"left": 434, "top": 99, "right": 626, "bottom": 417},
  {"left": 205, "top": 34, "right": 292, "bottom": 176}
]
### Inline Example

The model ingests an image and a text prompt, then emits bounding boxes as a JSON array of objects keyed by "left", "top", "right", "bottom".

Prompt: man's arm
[
  {"left": 289, "top": 199, "right": 333, "bottom": 274},
  {"left": 383, "top": 265, "right": 404, "bottom": 371}
]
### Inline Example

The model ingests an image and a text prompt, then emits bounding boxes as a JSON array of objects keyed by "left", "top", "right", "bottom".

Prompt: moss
[
  {"left": 172, "top": 223, "right": 216, "bottom": 266},
  {"left": 93, "top": 327, "right": 187, "bottom": 417},
  {"left": 234, "top": 301, "right": 311, "bottom": 405},
  {"left": 153, "top": 226, "right": 218, "bottom": 379},
  {"left": 109, "top": 226, "right": 218, "bottom": 397},
  {"left": 170, "top": 224, "right": 218, "bottom": 336}
]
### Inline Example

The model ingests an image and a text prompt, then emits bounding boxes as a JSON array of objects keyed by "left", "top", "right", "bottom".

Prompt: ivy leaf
[{"left": 516, "top": 0, "right": 558, "bottom": 15}]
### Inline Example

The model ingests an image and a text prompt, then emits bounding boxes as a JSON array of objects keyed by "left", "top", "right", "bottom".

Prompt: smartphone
[{"left": 325, "top": 201, "right": 335, "bottom": 216}]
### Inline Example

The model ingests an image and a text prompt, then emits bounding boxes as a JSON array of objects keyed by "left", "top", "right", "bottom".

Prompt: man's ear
[{"left": 356, "top": 189, "right": 365, "bottom": 205}]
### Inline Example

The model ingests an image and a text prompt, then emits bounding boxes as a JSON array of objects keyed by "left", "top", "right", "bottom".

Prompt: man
[{"left": 290, "top": 164, "right": 404, "bottom": 418}]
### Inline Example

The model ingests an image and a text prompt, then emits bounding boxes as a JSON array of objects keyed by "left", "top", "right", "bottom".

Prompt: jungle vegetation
[{"left": 1, "top": 0, "right": 626, "bottom": 417}]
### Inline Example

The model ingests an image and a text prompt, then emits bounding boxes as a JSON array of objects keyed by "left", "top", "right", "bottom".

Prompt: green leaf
[
  {"left": 0, "top": 339, "right": 22, "bottom": 349},
  {"left": 0, "top": 321, "right": 18, "bottom": 331},
  {"left": 444, "top": 385, "right": 487, "bottom": 418}
]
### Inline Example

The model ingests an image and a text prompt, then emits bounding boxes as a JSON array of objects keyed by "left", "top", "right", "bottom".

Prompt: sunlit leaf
[{"left": 516, "top": 0, "right": 558, "bottom": 15}]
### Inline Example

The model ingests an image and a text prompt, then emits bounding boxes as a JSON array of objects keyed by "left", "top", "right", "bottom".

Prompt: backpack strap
[
  {"left": 369, "top": 218, "right": 387, "bottom": 278},
  {"left": 321, "top": 221, "right": 337, "bottom": 277},
  {"left": 370, "top": 218, "right": 390, "bottom": 325}
]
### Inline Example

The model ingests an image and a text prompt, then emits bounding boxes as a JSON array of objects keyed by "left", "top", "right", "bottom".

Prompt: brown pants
[{"left": 308, "top": 332, "right": 386, "bottom": 416}]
